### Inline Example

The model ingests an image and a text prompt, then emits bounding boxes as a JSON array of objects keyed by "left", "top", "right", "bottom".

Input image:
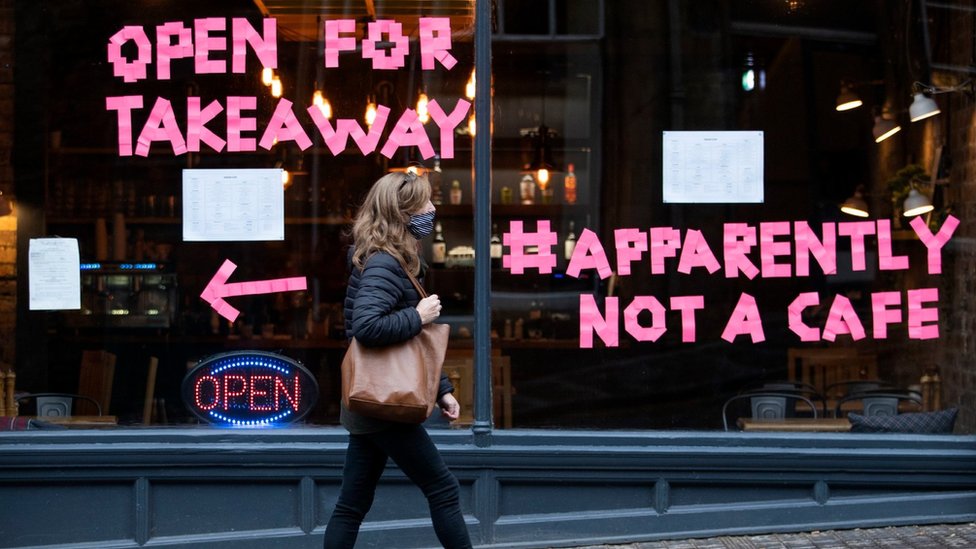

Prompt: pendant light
[
  {"left": 312, "top": 90, "right": 332, "bottom": 119},
  {"left": 835, "top": 82, "right": 863, "bottom": 111},
  {"left": 872, "top": 114, "right": 901, "bottom": 143},
  {"left": 840, "top": 186, "right": 869, "bottom": 218},
  {"left": 465, "top": 69, "right": 476, "bottom": 100},
  {"left": 364, "top": 95, "right": 378, "bottom": 127},
  {"left": 416, "top": 91, "right": 430, "bottom": 124},
  {"left": 270, "top": 75, "right": 282, "bottom": 98}
]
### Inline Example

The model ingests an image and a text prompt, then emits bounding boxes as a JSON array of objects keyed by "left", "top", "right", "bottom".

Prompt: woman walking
[{"left": 323, "top": 170, "right": 472, "bottom": 549}]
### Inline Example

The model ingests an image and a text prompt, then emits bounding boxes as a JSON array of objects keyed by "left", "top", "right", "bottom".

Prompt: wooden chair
[
  {"left": 1, "top": 368, "right": 16, "bottom": 416},
  {"left": 441, "top": 350, "right": 514, "bottom": 428},
  {"left": 787, "top": 348, "right": 877, "bottom": 398},
  {"left": 77, "top": 350, "right": 116, "bottom": 416}
]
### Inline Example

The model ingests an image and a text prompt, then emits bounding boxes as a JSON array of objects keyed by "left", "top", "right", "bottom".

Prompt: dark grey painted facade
[{"left": 1, "top": 428, "right": 974, "bottom": 548}]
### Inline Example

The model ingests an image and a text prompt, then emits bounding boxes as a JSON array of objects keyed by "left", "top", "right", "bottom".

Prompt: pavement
[{"left": 566, "top": 522, "right": 976, "bottom": 548}]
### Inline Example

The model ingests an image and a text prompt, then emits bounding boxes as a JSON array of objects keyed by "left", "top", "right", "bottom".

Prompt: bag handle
[{"left": 401, "top": 262, "right": 429, "bottom": 299}]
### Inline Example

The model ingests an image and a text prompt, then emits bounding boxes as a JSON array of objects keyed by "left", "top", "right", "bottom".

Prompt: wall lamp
[
  {"left": 910, "top": 80, "right": 973, "bottom": 122},
  {"left": 840, "top": 186, "right": 870, "bottom": 218},
  {"left": 902, "top": 187, "right": 934, "bottom": 217}
]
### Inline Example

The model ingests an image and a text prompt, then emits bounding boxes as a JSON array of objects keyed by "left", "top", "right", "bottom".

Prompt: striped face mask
[{"left": 407, "top": 211, "right": 435, "bottom": 239}]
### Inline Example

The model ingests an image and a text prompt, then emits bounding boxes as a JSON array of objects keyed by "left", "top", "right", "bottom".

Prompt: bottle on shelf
[
  {"left": 449, "top": 180, "right": 462, "bottom": 205},
  {"left": 564, "top": 163, "right": 577, "bottom": 205},
  {"left": 564, "top": 220, "right": 577, "bottom": 262},
  {"left": 490, "top": 223, "right": 503, "bottom": 268},
  {"left": 519, "top": 174, "right": 536, "bottom": 205},
  {"left": 430, "top": 155, "right": 444, "bottom": 205},
  {"left": 431, "top": 222, "right": 447, "bottom": 267},
  {"left": 500, "top": 185, "right": 513, "bottom": 205}
]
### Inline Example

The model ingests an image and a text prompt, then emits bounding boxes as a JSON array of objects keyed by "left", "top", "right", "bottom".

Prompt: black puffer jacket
[
  {"left": 345, "top": 252, "right": 424, "bottom": 347},
  {"left": 341, "top": 250, "right": 453, "bottom": 433}
]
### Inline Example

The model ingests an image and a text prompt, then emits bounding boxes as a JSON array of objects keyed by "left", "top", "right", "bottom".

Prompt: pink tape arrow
[{"left": 201, "top": 259, "right": 307, "bottom": 322}]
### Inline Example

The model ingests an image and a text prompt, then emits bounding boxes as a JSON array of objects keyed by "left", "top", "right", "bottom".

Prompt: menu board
[
  {"left": 662, "top": 131, "right": 764, "bottom": 204},
  {"left": 29, "top": 238, "right": 81, "bottom": 310},
  {"left": 182, "top": 169, "right": 285, "bottom": 241}
]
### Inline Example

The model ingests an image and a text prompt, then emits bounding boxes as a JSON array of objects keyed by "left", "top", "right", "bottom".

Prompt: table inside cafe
[
  {"left": 25, "top": 416, "right": 118, "bottom": 429},
  {"left": 737, "top": 417, "right": 852, "bottom": 432}
]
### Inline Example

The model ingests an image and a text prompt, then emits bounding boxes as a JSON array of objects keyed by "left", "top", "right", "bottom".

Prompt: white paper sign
[
  {"left": 182, "top": 169, "right": 285, "bottom": 241},
  {"left": 662, "top": 131, "right": 764, "bottom": 203},
  {"left": 29, "top": 238, "right": 81, "bottom": 310}
]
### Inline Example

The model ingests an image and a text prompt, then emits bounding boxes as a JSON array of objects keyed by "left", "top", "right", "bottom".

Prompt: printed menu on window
[
  {"left": 182, "top": 169, "right": 285, "bottom": 241},
  {"left": 29, "top": 237, "right": 81, "bottom": 310},
  {"left": 662, "top": 131, "right": 764, "bottom": 204}
]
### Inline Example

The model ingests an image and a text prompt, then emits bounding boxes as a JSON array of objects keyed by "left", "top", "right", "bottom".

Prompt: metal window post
[{"left": 472, "top": 0, "right": 493, "bottom": 447}]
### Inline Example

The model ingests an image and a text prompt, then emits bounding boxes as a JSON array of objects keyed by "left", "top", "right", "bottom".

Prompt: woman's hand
[
  {"left": 438, "top": 393, "right": 461, "bottom": 420},
  {"left": 416, "top": 294, "right": 442, "bottom": 325}
]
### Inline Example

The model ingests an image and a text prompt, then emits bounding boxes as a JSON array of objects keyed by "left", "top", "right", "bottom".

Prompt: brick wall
[
  {"left": 886, "top": 11, "right": 976, "bottom": 433},
  {"left": 0, "top": 0, "right": 14, "bottom": 371}
]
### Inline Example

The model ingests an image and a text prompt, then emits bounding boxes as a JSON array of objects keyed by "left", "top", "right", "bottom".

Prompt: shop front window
[
  {"left": 5, "top": 1, "right": 972, "bottom": 436},
  {"left": 8, "top": 0, "right": 474, "bottom": 428},
  {"left": 487, "top": 0, "right": 972, "bottom": 433}
]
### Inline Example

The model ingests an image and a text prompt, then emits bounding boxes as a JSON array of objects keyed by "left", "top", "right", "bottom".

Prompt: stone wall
[{"left": 0, "top": 0, "right": 15, "bottom": 372}]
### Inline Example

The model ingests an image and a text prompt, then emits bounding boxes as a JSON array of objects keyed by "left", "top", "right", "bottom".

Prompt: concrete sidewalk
[{"left": 567, "top": 522, "right": 976, "bottom": 548}]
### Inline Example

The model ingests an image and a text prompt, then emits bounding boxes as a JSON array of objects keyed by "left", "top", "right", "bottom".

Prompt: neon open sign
[{"left": 182, "top": 351, "right": 318, "bottom": 427}]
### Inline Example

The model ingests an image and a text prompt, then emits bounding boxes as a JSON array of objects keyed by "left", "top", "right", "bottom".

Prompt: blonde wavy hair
[{"left": 351, "top": 171, "right": 432, "bottom": 276}]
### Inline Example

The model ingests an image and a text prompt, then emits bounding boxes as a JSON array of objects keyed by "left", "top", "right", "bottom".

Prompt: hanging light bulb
[
  {"left": 467, "top": 113, "right": 476, "bottom": 136},
  {"left": 365, "top": 96, "right": 378, "bottom": 127},
  {"left": 313, "top": 90, "right": 333, "bottom": 119},
  {"left": 281, "top": 169, "right": 291, "bottom": 189},
  {"left": 416, "top": 92, "right": 430, "bottom": 124},
  {"left": 536, "top": 168, "right": 550, "bottom": 189},
  {"left": 271, "top": 75, "right": 282, "bottom": 98},
  {"left": 465, "top": 69, "right": 476, "bottom": 100},
  {"left": 261, "top": 67, "right": 274, "bottom": 86}
]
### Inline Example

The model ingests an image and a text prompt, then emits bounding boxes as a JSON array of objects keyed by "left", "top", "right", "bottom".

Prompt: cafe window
[
  {"left": 485, "top": 0, "right": 971, "bottom": 434},
  {"left": 5, "top": 1, "right": 972, "bottom": 436},
  {"left": 7, "top": 0, "right": 475, "bottom": 428}
]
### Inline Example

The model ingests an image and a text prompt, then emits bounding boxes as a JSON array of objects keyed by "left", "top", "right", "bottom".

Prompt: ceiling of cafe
[{"left": 252, "top": 0, "right": 475, "bottom": 41}]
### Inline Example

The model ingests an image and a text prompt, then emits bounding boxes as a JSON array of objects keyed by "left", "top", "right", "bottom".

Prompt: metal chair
[
  {"left": 739, "top": 381, "right": 827, "bottom": 416},
  {"left": 17, "top": 393, "right": 103, "bottom": 417},
  {"left": 722, "top": 391, "right": 818, "bottom": 431},
  {"left": 835, "top": 389, "right": 922, "bottom": 418}
]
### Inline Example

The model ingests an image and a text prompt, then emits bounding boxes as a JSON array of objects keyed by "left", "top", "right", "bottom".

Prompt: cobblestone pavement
[{"left": 566, "top": 523, "right": 976, "bottom": 548}]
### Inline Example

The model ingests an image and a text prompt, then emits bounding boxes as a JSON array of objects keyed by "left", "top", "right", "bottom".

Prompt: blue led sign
[{"left": 182, "top": 351, "right": 318, "bottom": 427}]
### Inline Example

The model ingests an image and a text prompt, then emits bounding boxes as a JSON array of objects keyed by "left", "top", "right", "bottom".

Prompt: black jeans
[{"left": 323, "top": 424, "right": 472, "bottom": 548}]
